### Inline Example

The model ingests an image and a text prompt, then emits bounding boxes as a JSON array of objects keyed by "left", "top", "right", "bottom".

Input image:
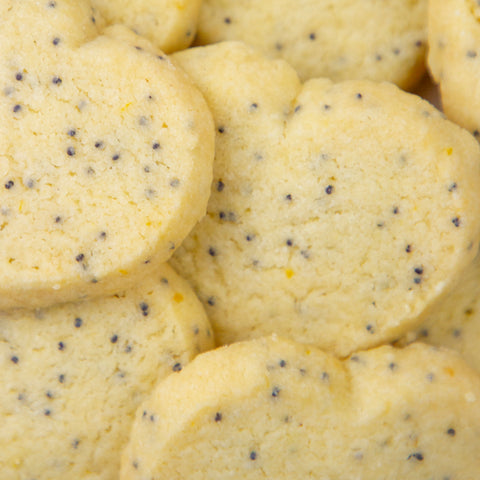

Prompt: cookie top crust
[
  {"left": 400, "top": 251, "right": 480, "bottom": 374},
  {"left": 91, "top": 0, "right": 202, "bottom": 53},
  {"left": 121, "top": 336, "right": 480, "bottom": 479},
  {"left": 196, "top": 0, "right": 427, "bottom": 89},
  {"left": 0, "top": 0, "right": 214, "bottom": 310},
  {"left": 0, "top": 263, "right": 214, "bottom": 480},
  {"left": 428, "top": 0, "right": 480, "bottom": 135},
  {"left": 170, "top": 42, "right": 480, "bottom": 357}
]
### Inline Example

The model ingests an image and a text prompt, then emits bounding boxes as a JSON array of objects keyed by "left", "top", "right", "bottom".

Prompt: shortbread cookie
[
  {"left": 121, "top": 336, "right": 480, "bottom": 479},
  {"left": 196, "top": 0, "right": 427, "bottom": 88},
  {"left": 0, "top": 0, "right": 214, "bottom": 310},
  {"left": 0, "top": 263, "right": 214, "bottom": 480},
  {"left": 92, "top": 0, "right": 202, "bottom": 53},
  {"left": 428, "top": 0, "right": 480, "bottom": 136},
  {"left": 170, "top": 42, "right": 480, "bottom": 357},
  {"left": 399, "top": 252, "right": 480, "bottom": 373}
]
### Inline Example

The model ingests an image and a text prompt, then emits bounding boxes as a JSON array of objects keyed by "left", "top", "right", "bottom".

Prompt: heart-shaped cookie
[
  {"left": 0, "top": 0, "right": 214, "bottom": 310},
  {"left": 121, "top": 336, "right": 480, "bottom": 479},
  {"left": 170, "top": 42, "right": 480, "bottom": 357},
  {"left": 0, "top": 263, "right": 213, "bottom": 480}
]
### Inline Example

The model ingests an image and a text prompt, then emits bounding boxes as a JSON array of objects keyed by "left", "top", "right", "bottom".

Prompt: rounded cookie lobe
[
  {"left": 196, "top": 0, "right": 427, "bottom": 88},
  {"left": 120, "top": 336, "right": 480, "bottom": 479},
  {"left": 170, "top": 42, "right": 480, "bottom": 357},
  {"left": 0, "top": 263, "right": 214, "bottom": 480},
  {"left": 399, "top": 251, "right": 480, "bottom": 374},
  {"left": 0, "top": 1, "right": 214, "bottom": 310},
  {"left": 91, "top": 0, "right": 202, "bottom": 53},
  {"left": 428, "top": 0, "right": 480, "bottom": 135}
]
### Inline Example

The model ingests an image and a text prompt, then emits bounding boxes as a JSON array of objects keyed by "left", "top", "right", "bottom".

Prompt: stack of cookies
[{"left": 1, "top": 1, "right": 480, "bottom": 479}]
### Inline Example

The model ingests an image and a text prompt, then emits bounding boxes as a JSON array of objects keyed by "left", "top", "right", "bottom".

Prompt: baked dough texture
[
  {"left": 0, "top": 0, "right": 214, "bottom": 310},
  {"left": 0, "top": 263, "right": 214, "bottom": 480},
  {"left": 121, "top": 336, "right": 480, "bottom": 479},
  {"left": 399, "top": 252, "right": 480, "bottom": 374},
  {"left": 196, "top": 0, "right": 427, "bottom": 89},
  {"left": 92, "top": 0, "right": 202, "bottom": 53},
  {"left": 428, "top": 0, "right": 480, "bottom": 136},
  {"left": 170, "top": 42, "right": 480, "bottom": 357}
]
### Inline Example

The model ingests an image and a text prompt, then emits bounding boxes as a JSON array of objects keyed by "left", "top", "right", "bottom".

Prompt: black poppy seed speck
[
  {"left": 271, "top": 386, "right": 281, "bottom": 397},
  {"left": 207, "top": 297, "right": 215, "bottom": 306}
]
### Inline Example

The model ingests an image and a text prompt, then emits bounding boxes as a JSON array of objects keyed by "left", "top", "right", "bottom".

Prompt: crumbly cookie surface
[
  {"left": 0, "top": 0, "right": 214, "bottom": 310},
  {"left": 196, "top": 0, "right": 427, "bottom": 88},
  {"left": 92, "top": 0, "right": 202, "bottom": 53},
  {"left": 0, "top": 263, "right": 214, "bottom": 480},
  {"left": 170, "top": 42, "right": 480, "bottom": 357},
  {"left": 121, "top": 336, "right": 480, "bottom": 479},
  {"left": 400, "top": 252, "right": 480, "bottom": 373},
  {"left": 428, "top": 0, "right": 480, "bottom": 135}
]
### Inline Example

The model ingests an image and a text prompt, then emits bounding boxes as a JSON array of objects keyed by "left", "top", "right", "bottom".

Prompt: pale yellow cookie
[
  {"left": 170, "top": 42, "right": 480, "bottom": 357},
  {"left": 0, "top": 263, "right": 214, "bottom": 480},
  {"left": 399, "top": 252, "right": 480, "bottom": 373},
  {"left": 196, "top": 0, "right": 427, "bottom": 89},
  {"left": 121, "top": 336, "right": 480, "bottom": 479},
  {"left": 92, "top": 0, "right": 202, "bottom": 53},
  {"left": 0, "top": 0, "right": 214, "bottom": 310},
  {"left": 428, "top": 0, "right": 480, "bottom": 136}
]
